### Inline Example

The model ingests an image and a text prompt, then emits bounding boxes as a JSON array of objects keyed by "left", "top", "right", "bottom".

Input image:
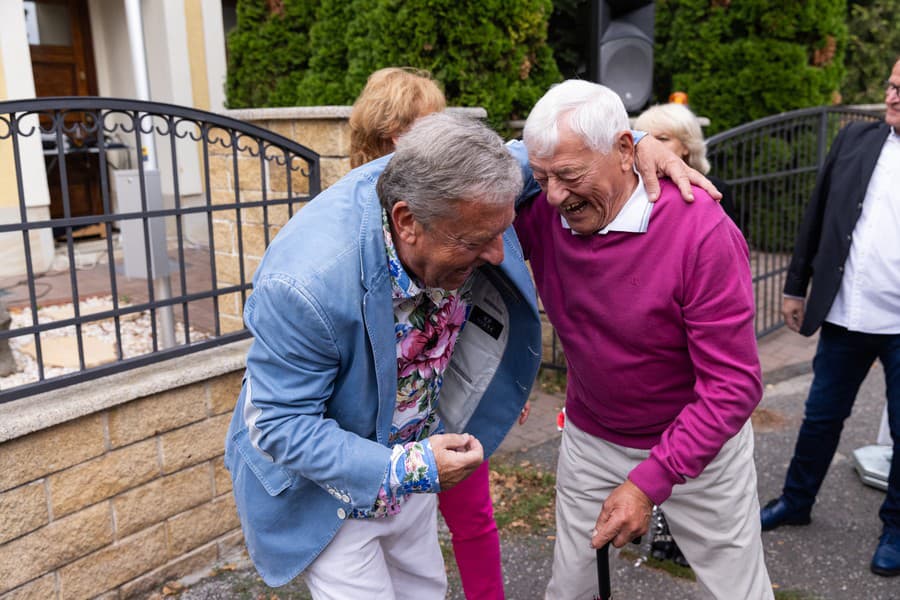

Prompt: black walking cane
[{"left": 594, "top": 542, "right": 612, "bottom": 600}]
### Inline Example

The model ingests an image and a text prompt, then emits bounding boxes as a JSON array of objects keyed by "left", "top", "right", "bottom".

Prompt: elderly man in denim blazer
[{"left": 225, "top": 113, "right": 542, "bottom": 597}]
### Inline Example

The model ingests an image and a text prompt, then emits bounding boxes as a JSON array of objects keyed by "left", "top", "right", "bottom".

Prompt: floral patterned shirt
[{"left": 351, "top": 210, "right": 472, "bottom": 519}]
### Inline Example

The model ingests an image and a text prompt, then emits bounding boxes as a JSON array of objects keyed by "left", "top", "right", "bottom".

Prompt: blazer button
[
  {"left": 847, "top": 234, "right": 852, "bottom": 241},
  {"left": 838, "top": 266, "right": 844, "bottom": 272},
  {"left": 337, "top": 508, "right": 347, "bottom": 519}
]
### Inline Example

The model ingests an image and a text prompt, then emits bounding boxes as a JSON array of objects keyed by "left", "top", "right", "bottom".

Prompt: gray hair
[
  {"left": 523, "top": 80, "right": 629, "bottom": 158},
  {"left": 377, "top": 112, "right": 523, "bottom": 226},
  {"left": 633, "top": 103, "right": 710, "bottom": 174}
]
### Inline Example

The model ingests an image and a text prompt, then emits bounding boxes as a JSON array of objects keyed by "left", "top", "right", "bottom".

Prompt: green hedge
[
  {"left": 225, "top": 0, "right": 319, "bottom": 108},
  {"left": 654, "top": 0, "right": 847, "bottom": 134},
  {"left": 843, "top": 0, "right": 900, "bottom": 104},
  {"left": 227, "top": 1, "right": 862, "bottom": 135},
  {"left": 226, "top": 0, "right": 562, "bottom": 132}
]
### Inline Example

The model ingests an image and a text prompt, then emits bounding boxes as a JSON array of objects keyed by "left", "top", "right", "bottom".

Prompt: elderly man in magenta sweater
[{"left": 515, "top": 80, "right": 773, "bottom": 599}]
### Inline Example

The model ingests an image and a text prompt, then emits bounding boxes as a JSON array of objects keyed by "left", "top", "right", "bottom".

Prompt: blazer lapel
[
  {"left": 857, "top": 124, "right": 891, "bottom": 192},
  {"left": 358, "top": 193, "right": 396, "bottom": 446}
]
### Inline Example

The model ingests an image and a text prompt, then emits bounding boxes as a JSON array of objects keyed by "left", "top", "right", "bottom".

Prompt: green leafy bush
[
  {"left": 654, "top": 0, "right": 847, "bottom": 134},
  {"left": 225, "top": 0, "right": 319, "bottom": 108},
  {"left": 843, "top": 0, "right": 900, "bottom": 104},
  {"left": 226, "top": 0, "right": 562, "bottom": 132}
]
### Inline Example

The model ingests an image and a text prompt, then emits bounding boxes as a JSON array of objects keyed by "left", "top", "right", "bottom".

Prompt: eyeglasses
[{"left": 886, "top": 80, "right": 900, "bottom": 97}]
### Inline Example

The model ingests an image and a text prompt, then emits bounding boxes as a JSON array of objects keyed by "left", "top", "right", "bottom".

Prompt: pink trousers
[{"left": 437, "top": 460, "right": 504, "bottom": 599}]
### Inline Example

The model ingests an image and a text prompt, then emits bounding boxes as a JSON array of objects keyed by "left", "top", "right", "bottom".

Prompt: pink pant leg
[{"left": 438, "top": 460, "right": 504, "bottom": 599}]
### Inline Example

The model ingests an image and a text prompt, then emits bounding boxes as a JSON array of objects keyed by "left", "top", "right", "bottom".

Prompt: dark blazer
[{"left": 783, "top": 120, "right": 892, "bottom": 336}]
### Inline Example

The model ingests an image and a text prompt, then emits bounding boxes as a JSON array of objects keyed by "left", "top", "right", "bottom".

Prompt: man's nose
[
  {"left": 479, "top": 234, "right": 505, "bottom": 266},
  {"left": 546, "top": 177, "right": 568, "bottom": 207}
]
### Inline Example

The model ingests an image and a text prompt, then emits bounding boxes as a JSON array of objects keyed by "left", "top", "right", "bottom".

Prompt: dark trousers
[{"left": 782, "top": 323, "right": 900, "bottom": 535}]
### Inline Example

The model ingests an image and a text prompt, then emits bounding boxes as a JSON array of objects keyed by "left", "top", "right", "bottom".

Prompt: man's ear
[
  {"left": 615, "top": 131, "right": 636, "bottom": 172},
  {"left": 391, "top": 201, "right": 419, "bottom": 244}
]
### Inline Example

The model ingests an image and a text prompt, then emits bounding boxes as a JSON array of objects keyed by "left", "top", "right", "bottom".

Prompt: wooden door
[{"left": 27, "top": 0, "right": 103, "bottom": 221}]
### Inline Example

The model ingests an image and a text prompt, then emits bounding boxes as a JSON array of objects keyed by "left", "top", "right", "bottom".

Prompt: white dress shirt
[{"left": 825, "top": 127, "right": 900, "bottom": 334}]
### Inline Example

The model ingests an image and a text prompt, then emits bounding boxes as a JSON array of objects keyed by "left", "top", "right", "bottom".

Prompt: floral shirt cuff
[
  {"left": 386, "top": 439, "right": 441, "bottom": 498},
  {"left": 351, "top": 439, "right": 441, "bottom": 518}
]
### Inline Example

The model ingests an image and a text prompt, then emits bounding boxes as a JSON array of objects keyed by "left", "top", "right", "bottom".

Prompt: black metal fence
[
  {"left": 539, "top": 105, "right": 884, "bottom": 371},
  {"left": 0, "top": 97, "right": 319, "bottom": 403},
  {"left": 0, "top": 100, "right": 885, "bottom": 393}
]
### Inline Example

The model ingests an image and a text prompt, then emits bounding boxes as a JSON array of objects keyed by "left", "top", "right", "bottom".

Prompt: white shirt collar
[{"left": 560, "top": 171, "right": 654, "bottom": 235}]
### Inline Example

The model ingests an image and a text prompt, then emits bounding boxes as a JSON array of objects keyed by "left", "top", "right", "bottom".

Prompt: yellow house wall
[
  {"left": 185, "top": 0, "right": 211, "bottom": 111},
  {"left": 0, "top": 40, "right": 15, "bottom": 210},
  {"left": 0, "top": 2, "right": 54, "bottom": 277}
]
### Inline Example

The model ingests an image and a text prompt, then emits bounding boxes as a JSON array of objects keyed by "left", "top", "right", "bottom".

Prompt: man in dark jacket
[{"left": 761, "top": 56, "right": 900, "bottom": 578}]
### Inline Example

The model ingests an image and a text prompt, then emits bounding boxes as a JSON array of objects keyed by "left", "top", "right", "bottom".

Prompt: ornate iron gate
[{"left": 0, "top": 97, "right": 320, "bottom": 402}]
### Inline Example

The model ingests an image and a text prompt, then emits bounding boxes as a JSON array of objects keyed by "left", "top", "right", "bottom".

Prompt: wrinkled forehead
[{"left": 529, "top": 135, "right": 606, "bottom": 174}]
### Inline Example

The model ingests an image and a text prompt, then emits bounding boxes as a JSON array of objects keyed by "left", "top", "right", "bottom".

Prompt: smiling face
[
  {"left": 529, "top": 124, "right": 638, "bottom": 235},
  {"left": 391, "top": 197, "right": 515, "bottom": 290},
  {"left": 886, "top": 60, "right": 900, "bottom": 130}
]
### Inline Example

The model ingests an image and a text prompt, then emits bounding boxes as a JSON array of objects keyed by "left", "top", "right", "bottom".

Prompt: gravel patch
[{"left": 1, "top": 295, "right": 208, "bottom": 390}]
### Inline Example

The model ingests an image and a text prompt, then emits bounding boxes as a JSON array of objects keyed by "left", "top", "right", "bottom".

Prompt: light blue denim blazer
[{"left": 224, "top": 147, "right": 542, "bottom": 586}]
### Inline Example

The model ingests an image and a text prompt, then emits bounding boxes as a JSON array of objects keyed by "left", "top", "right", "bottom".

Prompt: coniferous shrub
[
  {"left": 654, "top": 0, "right": 847, "bottom": 134},
  {"left": 843, "top": 0, "right": 900, "bottom": 104},
  {"left": 344, "top": 0, "right": 562, "bottom": 132},
  {"left": 225, "top": 0, "right": 320, "bottom": 108},
  {"left": 293, "top": 0, "right": 363, "bottom": 106},
  {"left": 225, "top": 0, "right": 562, "bottom": 132}
]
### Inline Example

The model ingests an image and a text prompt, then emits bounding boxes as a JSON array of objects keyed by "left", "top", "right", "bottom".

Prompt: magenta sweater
[{"left": 514, "top": 181, "right": 762, "bottom": 505}]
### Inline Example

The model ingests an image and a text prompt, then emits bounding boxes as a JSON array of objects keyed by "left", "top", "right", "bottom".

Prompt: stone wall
[
  {"left": 210, "top": 106, "right": 356, "bottom": 335},
  {"left": 0, "top": 342, "right": 249, "bottom": 599}
]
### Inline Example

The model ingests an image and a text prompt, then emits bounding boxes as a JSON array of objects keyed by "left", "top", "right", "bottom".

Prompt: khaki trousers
[{"left": 546, "top": 420, "right": 773, "bottom": 600}]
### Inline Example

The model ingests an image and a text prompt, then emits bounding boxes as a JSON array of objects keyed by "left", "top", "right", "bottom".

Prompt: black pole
[
  {"left": 596, "top": 542, "right": 612, "bottom": 599},
  {"left": 588, "top": 0, "right": 604, "bottom": 83}
]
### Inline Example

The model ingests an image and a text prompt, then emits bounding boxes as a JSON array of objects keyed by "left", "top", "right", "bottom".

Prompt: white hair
[{"left": 523, "top": 80, "right": 629, "bottom": 158}]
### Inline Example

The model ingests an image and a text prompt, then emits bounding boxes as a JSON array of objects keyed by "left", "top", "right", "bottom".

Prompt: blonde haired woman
[{"left": 349, "top": 67, "right": 446, "bottom": 168}]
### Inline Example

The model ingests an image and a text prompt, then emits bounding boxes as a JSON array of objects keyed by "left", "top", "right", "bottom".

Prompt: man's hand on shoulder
[
  {"left": 634, "top": 134, "right": 722, "bottom": 203},
  {"left": 431, "top": 433, "right": 484, "bottom": 490}
]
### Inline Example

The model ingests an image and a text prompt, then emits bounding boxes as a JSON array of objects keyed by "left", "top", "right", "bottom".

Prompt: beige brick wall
[
  {"left": 209, "top": 113, "right": 350, "bottom": 335},
  {"left": 0, "top": 370, "right": 244, "bottom": 598}
]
